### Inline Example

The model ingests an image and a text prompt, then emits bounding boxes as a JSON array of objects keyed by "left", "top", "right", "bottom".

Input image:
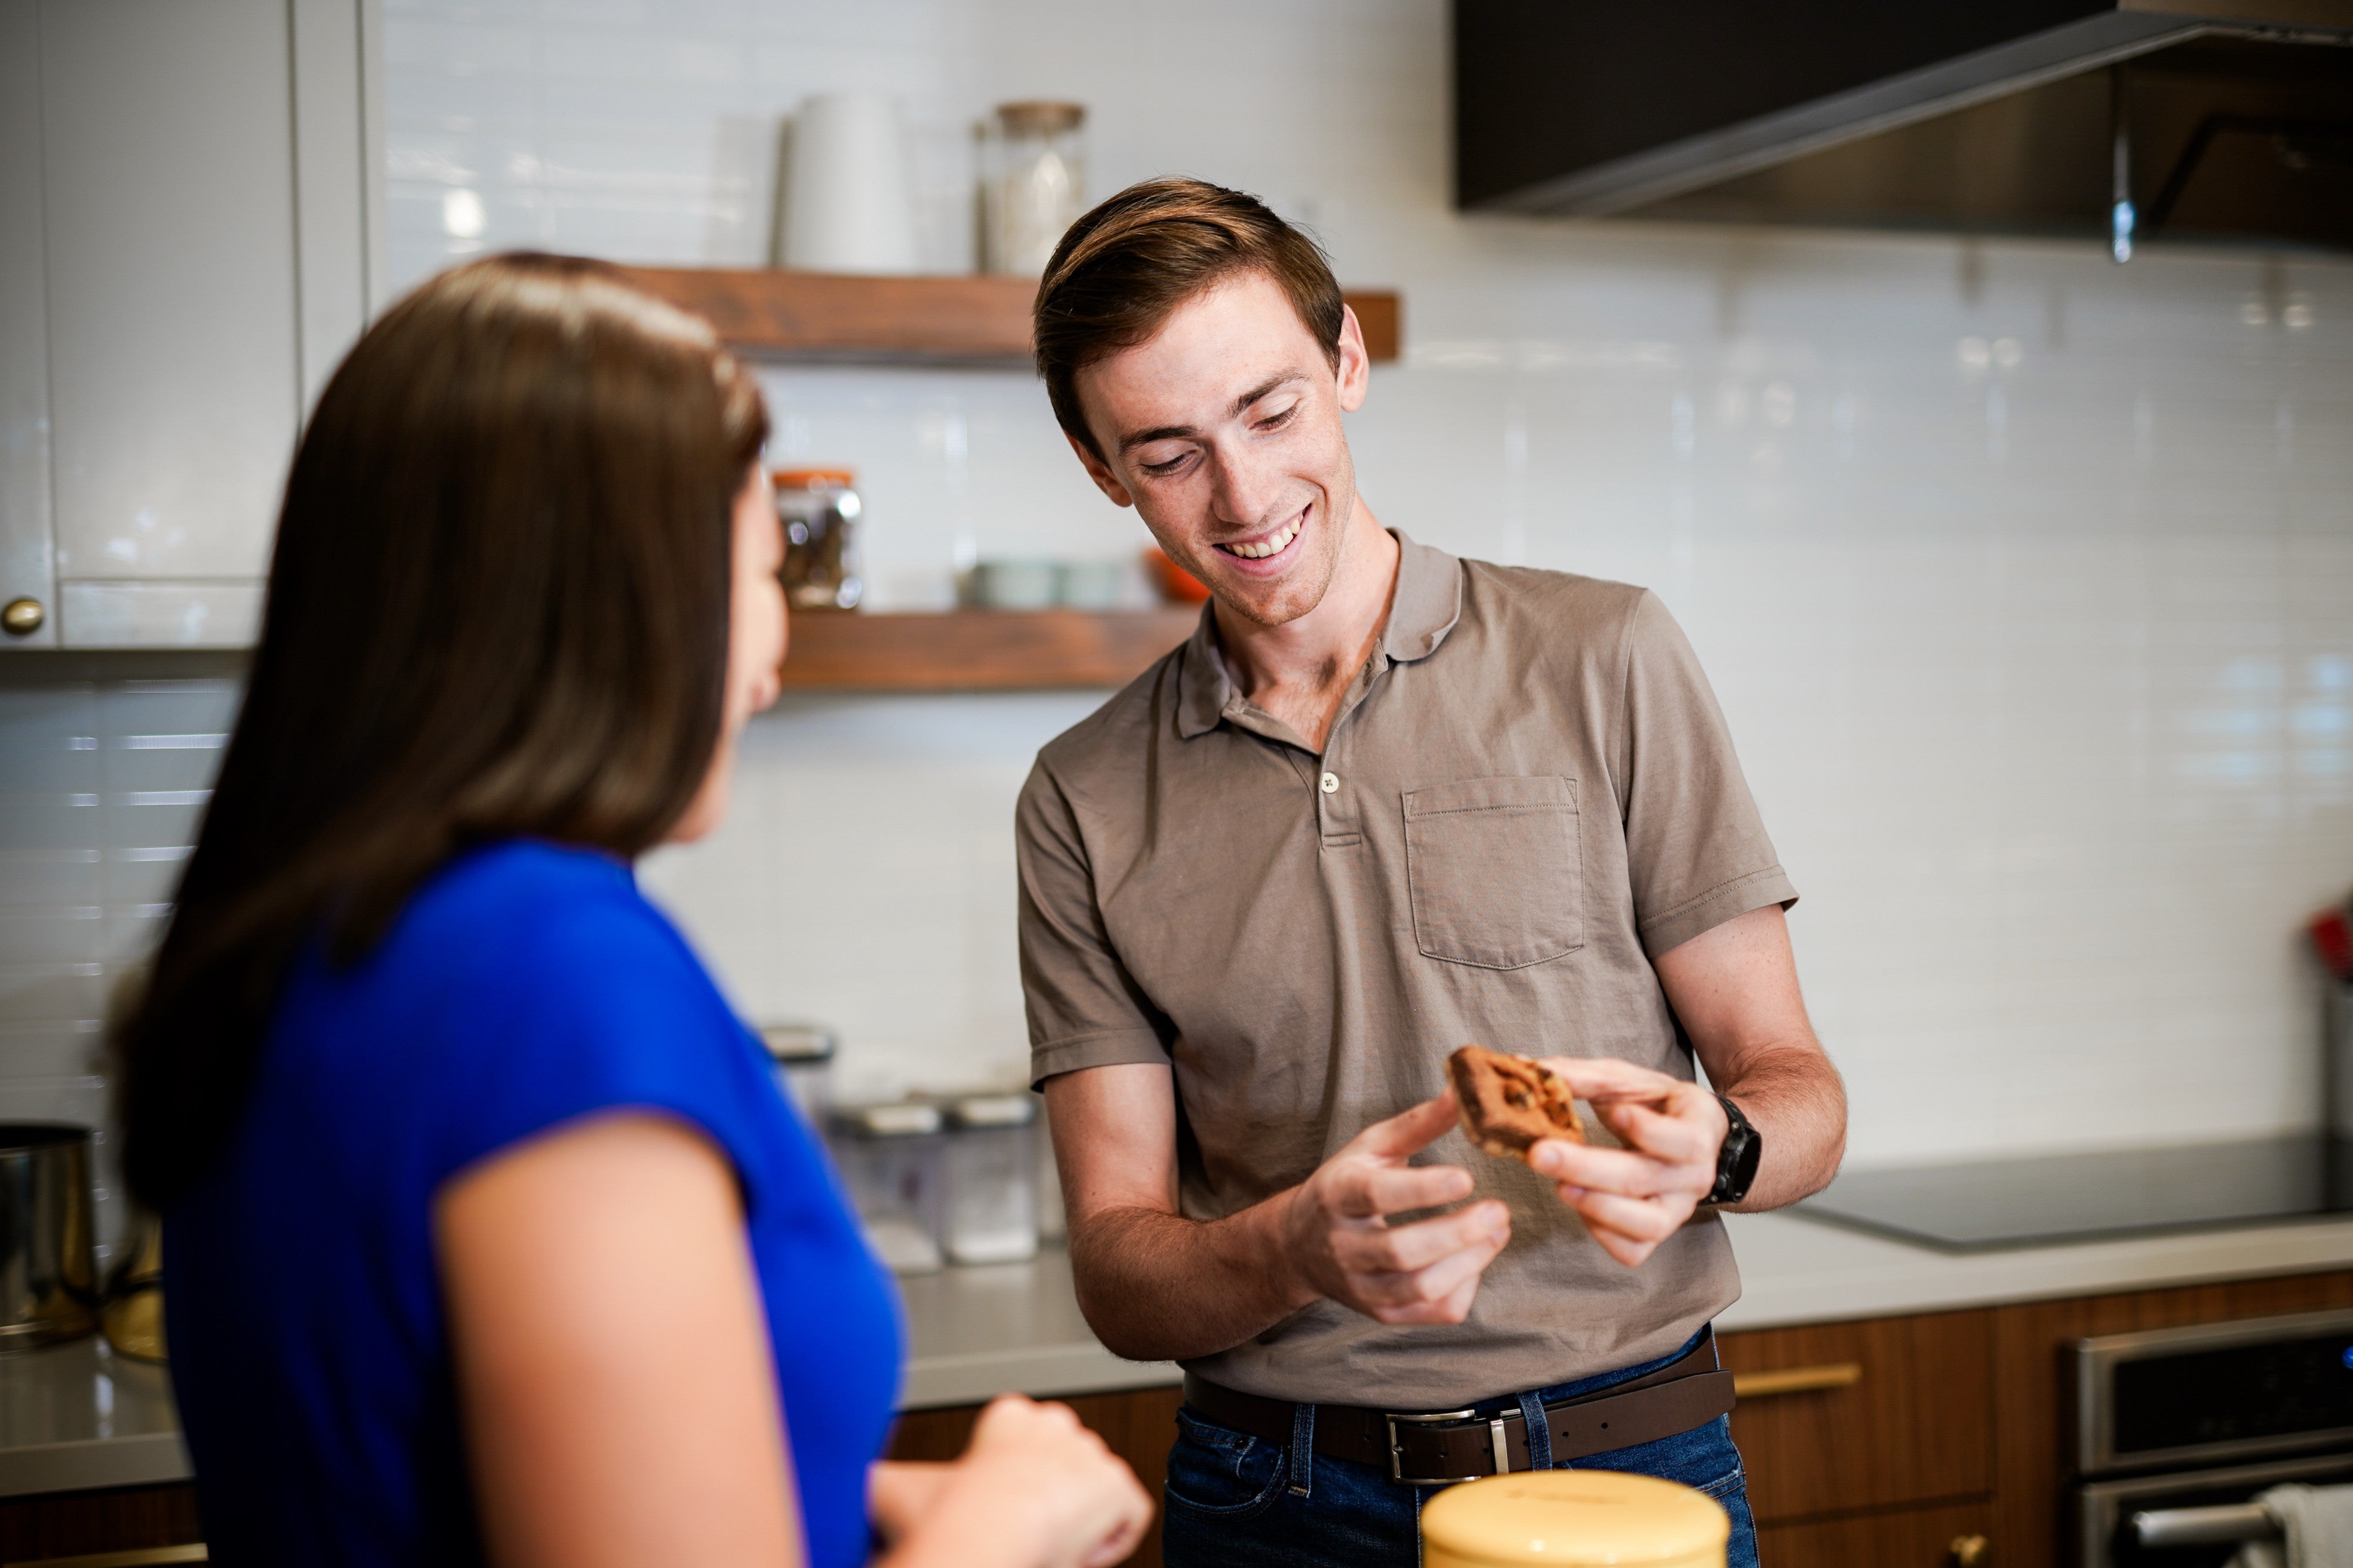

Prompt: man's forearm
[
  {"left": 1066, "top": 1192, "right": 1315, "bottom": 1363},
  {"left": 1714, "top": 1044, "right": 1846, "bottom": 1212}
]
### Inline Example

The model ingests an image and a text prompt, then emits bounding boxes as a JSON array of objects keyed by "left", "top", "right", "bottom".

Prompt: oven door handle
[{"left": 2131, "top": 1503, "right": 2281, "bottom": 1549}]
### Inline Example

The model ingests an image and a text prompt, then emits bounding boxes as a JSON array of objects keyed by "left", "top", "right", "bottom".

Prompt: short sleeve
[
  {"left": 427, "top": 890, "right": 774, "bottom": 1189},
  {"left": 1616, "top": 591, "right": 1798, "bottom": 958},
  {"left": 1015, "top": 758, "right": 1176, "bottom": 1086}
]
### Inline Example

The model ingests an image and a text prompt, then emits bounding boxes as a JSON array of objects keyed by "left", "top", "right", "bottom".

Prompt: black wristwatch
[{"left": 1707, "top": 1093, "right": 1762, "bottom": 1206}]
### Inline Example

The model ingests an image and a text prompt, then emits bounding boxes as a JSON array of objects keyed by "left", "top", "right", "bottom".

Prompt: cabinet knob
[
  {"left": 1950, "top": 1535, "right": 1989, "bottom": 1567},
  {"left": 1, "top": 597, "right": 44, "bottom": 636}
]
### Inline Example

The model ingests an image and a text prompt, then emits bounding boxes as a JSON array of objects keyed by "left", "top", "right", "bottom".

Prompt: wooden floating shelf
[
  {"left": 619, "top": 266, "right": 1401, "bottom": 366},
  {"left": 777, "top": 608, "right": 1202, "bottom": 691}
]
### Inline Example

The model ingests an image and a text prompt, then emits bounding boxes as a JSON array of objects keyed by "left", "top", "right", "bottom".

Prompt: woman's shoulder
[
  {"left": 391, "top": 838, "right": 697, "bottom": 986},
  {"left": 305, "top": 837, "right": 740, "bottom": 1083},
  {"left": 287, "top": 839, "right": 766, "bottom": 1181}
]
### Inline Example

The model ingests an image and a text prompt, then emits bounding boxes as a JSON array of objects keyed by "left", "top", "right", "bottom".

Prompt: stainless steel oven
[{"left": 2074, "top": 1307, "right": 2353, "bottom": 1567}]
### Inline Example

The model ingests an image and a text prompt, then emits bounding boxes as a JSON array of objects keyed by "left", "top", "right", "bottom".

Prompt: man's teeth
[{"left": 1226, "top": 519, "right": 1300, "bottom": 559}]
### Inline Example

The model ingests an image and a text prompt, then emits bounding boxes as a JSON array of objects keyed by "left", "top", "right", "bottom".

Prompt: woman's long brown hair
[{"left": 116, "top": 253, "right": 768, "bottom": 1207}]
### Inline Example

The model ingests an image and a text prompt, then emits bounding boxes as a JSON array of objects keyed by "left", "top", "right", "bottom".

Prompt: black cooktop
[{"left": 1796, "top": 1135, "right": 2353, "bottom": 1252}]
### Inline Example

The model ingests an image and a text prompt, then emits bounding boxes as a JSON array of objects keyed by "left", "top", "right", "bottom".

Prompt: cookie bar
[{"left": 1447, "top": 1043, "right": 1584, "bottom": 1162}]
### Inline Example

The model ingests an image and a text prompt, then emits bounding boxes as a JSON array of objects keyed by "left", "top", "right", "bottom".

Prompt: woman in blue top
[{"left": 115, "top": 255, "right": 1151, "bottom": 1568}]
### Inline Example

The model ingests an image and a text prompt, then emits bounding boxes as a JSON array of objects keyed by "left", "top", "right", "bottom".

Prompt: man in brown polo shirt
[{"left": 1016, "top": 179, "right": 1847, "bottom": 1567}]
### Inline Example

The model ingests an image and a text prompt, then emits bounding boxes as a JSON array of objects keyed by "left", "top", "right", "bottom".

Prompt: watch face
[
  {"left": 1731, "top": 1125, "right": 1763, "bottom": 1186},
  {"left": 1713, "top": 1096, "right": 1761, "bottom": 1203}
]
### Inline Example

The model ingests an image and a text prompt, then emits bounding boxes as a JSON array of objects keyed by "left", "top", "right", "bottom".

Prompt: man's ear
[
  {"left": 1068, "top": 432, "right": 1136, "bottom": 509},
  {"left": 1334, "top": 305, "right": 1371, "bottom": 415}
]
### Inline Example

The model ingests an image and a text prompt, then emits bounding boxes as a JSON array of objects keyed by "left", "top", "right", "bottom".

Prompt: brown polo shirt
[{"left": 1016, "top": 532, "right": 1797, "bottom": 1409}]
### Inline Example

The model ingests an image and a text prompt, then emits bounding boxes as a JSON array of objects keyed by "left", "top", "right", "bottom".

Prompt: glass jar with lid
[
  {"left": 773, "top": 469, "right": 864, "bottom": 612},
  {"left": 942, "top": 1093, "right": 1039, "bottom": 1265},
  {"left": 829, "top": 1101, "right": 945, "bottom": 1275},
  {"left": 980, "top": 102, "right": 1086, "bottom": 278},
  {"left": 758, "top": 1022, "right": 836, "bottom": 1120}
]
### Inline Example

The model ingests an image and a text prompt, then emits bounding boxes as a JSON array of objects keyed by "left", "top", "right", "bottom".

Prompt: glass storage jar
[
  {"left": 758, "top": 1022, "right": 836, "bottom": 1120},
  {"left": 774, "top": 469, "right": 864, "bottom": 612},
  {"left": 980, "top": 102, "right": 1086, "bottom": 278}
]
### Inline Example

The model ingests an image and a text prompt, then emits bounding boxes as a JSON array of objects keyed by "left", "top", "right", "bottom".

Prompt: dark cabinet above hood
[{"left": 1455, "top": 1, "right": 2353, "bottom": 252}]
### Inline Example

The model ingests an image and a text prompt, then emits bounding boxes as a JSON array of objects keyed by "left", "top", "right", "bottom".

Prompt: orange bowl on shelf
[{"left": 1144, "top": 546, "right": 1211, "bottom": 604}]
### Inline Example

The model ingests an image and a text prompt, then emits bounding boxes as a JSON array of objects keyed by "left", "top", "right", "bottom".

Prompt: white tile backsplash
[
  {"left": 0, "top": 676, "right": 241, "bottom": 1260},
  {"left": 0, "top": 2, "right": 2339, "bottom": 1180}
]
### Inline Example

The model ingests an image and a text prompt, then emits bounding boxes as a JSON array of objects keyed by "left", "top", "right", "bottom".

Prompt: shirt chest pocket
[{"left": 1401, "top": 775, "right": 1584, "bottom": 969}]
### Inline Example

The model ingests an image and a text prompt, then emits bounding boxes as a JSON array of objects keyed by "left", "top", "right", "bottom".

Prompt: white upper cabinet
[
  {"left": 0, "top": 0, "right": 380, "bottom": 650},
  {"left": 0, "top": 2, "right": 56, "bottom": 648}
]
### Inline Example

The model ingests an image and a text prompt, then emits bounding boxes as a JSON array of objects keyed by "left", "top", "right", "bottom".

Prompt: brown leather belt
[{"left": 1181, "top": 1330, "right": 1736, "bottom": 1486}]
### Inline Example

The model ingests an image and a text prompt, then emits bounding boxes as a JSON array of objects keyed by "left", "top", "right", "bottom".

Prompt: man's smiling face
[{"left": 1069, "top": 270, "right": 1370, "bottom": 630}]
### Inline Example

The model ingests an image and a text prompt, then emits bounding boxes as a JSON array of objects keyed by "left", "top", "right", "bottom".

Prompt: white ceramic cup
[{"left": 781, "top": 91, "right": 919, "bottom": 275}]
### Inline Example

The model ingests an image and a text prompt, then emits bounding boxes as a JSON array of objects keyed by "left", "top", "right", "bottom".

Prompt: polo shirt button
[{"left": 1319, "top": 771, "right": 1339, "bottom": 795}]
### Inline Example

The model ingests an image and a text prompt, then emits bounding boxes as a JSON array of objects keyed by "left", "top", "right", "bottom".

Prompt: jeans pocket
[
  {"left": 1402, "top": 776, "right": 1583, "bottom": 969},
  {"left": 1697, "top": 1465, "right": 1747, "bottom": 1501},
  {"left": 1164, "top": 1409, "right": 1291, "bottom": 1519}
]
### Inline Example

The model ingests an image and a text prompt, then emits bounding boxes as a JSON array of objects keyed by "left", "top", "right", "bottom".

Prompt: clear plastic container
[
  {"left": 981, "top": 102, "right": 1086, "bottom": 278},
  {"left": 831, "top": 1102, "right": 946, "bottom": 1275},
  {"left": 942, "top": 1093, "right": 1039, "bottom": 1265}
]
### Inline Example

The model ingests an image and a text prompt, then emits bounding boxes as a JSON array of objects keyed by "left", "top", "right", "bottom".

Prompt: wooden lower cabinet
[
  {"left": 1720, "top": 1309, "right": 1994, "bottom": 1523},
  {"left": 0, "top": 1481, "right": 202, "bottom": 1563},
  {"left": 1756, "top": 1500, "right": 1992, "bottom": 1568}
]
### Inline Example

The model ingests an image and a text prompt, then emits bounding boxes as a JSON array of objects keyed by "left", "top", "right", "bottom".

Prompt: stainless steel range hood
[{"left": 1454, "top": 1, "right": 2353, "bottom": 252}]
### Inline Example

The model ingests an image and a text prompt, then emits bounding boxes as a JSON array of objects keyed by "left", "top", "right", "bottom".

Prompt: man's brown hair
[{"left": 1034, "top": 178, "right": 1343, "bottom": 458}]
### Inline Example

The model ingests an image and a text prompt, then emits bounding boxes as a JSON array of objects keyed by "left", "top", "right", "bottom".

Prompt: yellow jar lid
[{"left": 1421, "top": 1471, "right": 1731, "bottom": 1566}]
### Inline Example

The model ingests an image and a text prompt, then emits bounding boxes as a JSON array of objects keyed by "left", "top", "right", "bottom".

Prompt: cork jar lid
[{"left": 1421, "top": 1472, "right": 1731, "bottom": 1568}]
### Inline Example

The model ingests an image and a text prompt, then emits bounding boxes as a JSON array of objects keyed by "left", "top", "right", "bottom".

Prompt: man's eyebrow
[
  {"left": 1229, "top": 373, "right": 1304, "bottom": 416},
  {"left": 1118, "top": 422, "right": 1196, "bottom": 455},
  {"left": 1116, "top": 375, "right": 1309, "bottom": 456}
]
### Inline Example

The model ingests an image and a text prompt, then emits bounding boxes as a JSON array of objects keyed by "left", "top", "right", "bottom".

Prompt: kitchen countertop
[
  {"left": 8, "top": 1209, "right": 2353, "bottom": 1498},
  {"left": 1717, "top": 1207, "right": 2353, "bottom": 1330},
  {"left": 0, "top": 1337, "right": 184, "bottom": 1499}
]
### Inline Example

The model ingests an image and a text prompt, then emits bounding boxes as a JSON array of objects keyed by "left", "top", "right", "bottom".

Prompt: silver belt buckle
[{"left": 1385, "top": 1406, "right": 1491, "bottom": 1485}]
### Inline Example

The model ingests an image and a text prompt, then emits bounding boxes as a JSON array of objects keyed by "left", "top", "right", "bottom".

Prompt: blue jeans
[{"left": 1161, "top": 1332, "right": 1759, "bottom": 1568}]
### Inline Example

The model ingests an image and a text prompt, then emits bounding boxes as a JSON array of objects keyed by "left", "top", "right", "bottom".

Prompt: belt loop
[
  {"left": 1288, "top": 1399, "right": 1315, "bottom": 1497},
  {"left": 1515, "top": 1390, "right": 1555, "bottom": 1471}
]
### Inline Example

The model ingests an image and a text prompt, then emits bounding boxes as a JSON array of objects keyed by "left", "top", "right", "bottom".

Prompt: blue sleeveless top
[{"left": 166, "top": 840, "right": 902, "bottom": 1567}]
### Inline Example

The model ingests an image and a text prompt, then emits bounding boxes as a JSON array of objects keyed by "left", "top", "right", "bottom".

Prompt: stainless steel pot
[{"left": 0, "top": 1124, "right": 98, "bottom": 1349}]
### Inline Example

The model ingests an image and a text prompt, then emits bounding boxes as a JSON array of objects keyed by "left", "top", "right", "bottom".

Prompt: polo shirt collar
[
  {"left": 1174, "top": 529, "right": 1463, "bottom": 740},
  {"left": 1383, "top": 531, "right": 1465, "bottom": 663}
]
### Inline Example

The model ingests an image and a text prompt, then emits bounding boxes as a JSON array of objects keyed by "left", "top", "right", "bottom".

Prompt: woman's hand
[
  {"left": 879, "top": 1395, "right": 1152, "bottom": 1568},
  {"left": 868, "top": 1462, "right": 952, "bottom": 1546}
]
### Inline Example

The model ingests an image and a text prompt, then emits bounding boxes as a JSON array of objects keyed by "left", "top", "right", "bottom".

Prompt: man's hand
[
  {"left": 1527, "top": 1058, "right": 1727, "bottom": 1269},
  {"left": 1048, "top": 1064, "right": 1523, "bottom": 1361},
  {"left": 1277, "top": 1094, "right": 1512, "bottom": 1325}
]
